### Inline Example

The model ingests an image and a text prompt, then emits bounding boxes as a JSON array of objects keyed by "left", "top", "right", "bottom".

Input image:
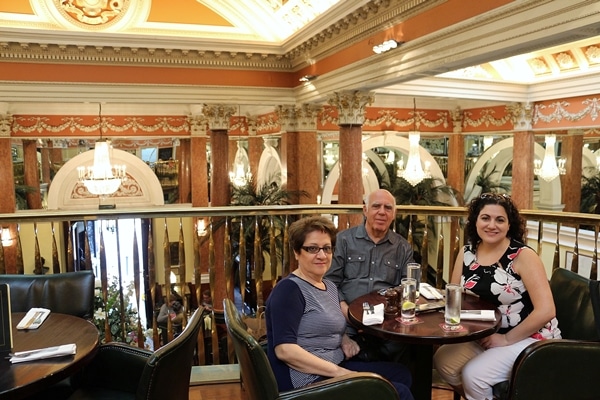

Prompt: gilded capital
[
  {"left": 451, "top": 106, "right": 463, "bottom": 133},
  {"left": 508, "top": 102, "right": 533, "bottom": 130},
  {"left": 275, "top": 105, "right": 297, "bottom": 132},
  {"left": 0, "top": 113, "right": 13, "bottom": 137},
  {"left": 187, "top": 114, "right": 207, "bottom": 137},
  {"left": 203, "top": 104, "right": 236, "bottom": 131},
  {"left": 296, "top": 104, "right": 322, "bottom": 131},
  {"left": 328, "top": 91, "right": 374, "bottom": 125}
]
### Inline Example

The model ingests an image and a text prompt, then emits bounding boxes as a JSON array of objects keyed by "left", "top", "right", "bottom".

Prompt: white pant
[{"left": 433, "top": 337, "right": 537, "bottom": 400}]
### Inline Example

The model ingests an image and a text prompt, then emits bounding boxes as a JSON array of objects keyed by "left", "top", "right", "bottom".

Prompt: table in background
[
  {"left": 348, "top": 291, "right": 501, "bottom": 400},
  {"left": 0, "top": 312, "right": 99, "bottom": 399}
]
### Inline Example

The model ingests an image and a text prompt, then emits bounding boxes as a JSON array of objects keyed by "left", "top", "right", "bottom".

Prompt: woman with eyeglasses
[
  {"left": 265, "top": 216, "right": 414, "bottom": 400},
  {"left": 433, "top": 193, "right": 561, "bottom": 399}
]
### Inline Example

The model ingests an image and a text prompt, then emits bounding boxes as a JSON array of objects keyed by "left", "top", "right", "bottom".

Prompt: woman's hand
[
  {"left": 341, "top": 334, "right": 360, "bottom": 359},
  {"left": 479, "top": 333, "right": 509, "bottom": 349}
]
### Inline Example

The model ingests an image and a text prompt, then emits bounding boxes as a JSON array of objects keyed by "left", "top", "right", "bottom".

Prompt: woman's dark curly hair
[
  {"left": 465, "top": 193, "right": 526, "bottom": 245},
  {"left": 288, "top": 216, "right": 337, "bottom": 254}
]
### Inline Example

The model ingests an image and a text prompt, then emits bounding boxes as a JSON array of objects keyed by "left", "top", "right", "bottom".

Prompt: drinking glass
[
  {"left": 444, "top": 283, "right": 462, "bottom": 329},
  {"left": 406, "top": 263, "right": 421, "bottom": 297},
  {"left": 400, "top": 278, "right": 417, "bottom": 322}
]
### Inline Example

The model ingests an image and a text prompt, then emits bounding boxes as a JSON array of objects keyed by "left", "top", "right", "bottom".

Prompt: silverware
[
  {"left": 22, "top": 311, "right": 42, "bottom": 329},
  {"left": 11, "top": 345, "right": 62, "bottom": 358},
  {"left": 362, "top": 302, "right": 371, "bottom": 314},
  {"left": 460, "top": 310, "right": 482, "bottom": 314}
]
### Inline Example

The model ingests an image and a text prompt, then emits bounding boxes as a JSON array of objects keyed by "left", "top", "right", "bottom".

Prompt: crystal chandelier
[
  {"left": 533, "top": 134, "right": 566, "bottom": 182},
  {"left": 397, "top": 100, "right": 431, "bottom": 186},
  {"left": 229, "top": 141, "right": 252, "bottom": 187},
  {"left": 77, "top": 105, "right": 126, "bottom": 196}
]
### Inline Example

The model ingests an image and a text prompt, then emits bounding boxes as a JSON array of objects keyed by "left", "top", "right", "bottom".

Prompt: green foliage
[
  {"left": 93, "top": 277, "right": 139, "bottom": 345},
  {"left": 390, "top": 176, "right": 461, "bottom": 255},
  {"left": 15, "top": 184, "right": 38, "bottom": 210},
  {"left": 474, "top": 162, "right": 510, "bottom": 194},
  {"left": 580, "top": 170, "right": 600, "bottom": 214}
]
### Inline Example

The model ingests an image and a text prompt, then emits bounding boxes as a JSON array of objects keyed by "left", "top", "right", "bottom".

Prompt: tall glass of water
[
  {"left": 406, "top": 263, "right": 421, "bottom": 298},
  {"left": 400, "top": 278, "right": 417, "bottom": 322},
  {"left": 444, "top": 283, "right": 462, "bottom": 330}
]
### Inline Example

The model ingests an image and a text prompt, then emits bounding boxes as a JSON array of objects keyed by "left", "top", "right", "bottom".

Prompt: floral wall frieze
[
  {"left": 255, "top": 113, "right": 281, "bottom": 134},
  {"left": 533, "top": 98, "right": 600, "bottom": 125},
  {"left": 11, "top": 115, "right": 189, "bottom": 137},
  {"left": 362, "top": 108, "right": 450, "bottom": 132},
  {"left": 462, "top": 106, "right": 513, "bottom": 131}
]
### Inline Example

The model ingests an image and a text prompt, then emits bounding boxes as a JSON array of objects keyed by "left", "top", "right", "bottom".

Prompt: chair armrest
[
  {"left": 508, "top": 339, "right": 600, "bottom": 400},
  {"left": 277, "top": 372, "right": 399, "bottom": 400},
  {"left": 76, "top": 342, "right": 152, "bottom": 393}
]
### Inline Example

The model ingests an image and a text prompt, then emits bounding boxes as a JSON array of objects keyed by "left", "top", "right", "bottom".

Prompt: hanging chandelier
[
  {"left": 77, "top": 104, "right": 126, "bottom": 196},
  {"left": 397, "top": 99, "right": 431, "bottom": 186},
  {"left": 229, "top": 141, "right": 252, "bottom": 187},
  {"left": 533, "top": 134, "right": 566, "bottom": 182}
]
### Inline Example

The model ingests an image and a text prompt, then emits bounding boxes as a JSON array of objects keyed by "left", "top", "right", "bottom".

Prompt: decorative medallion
[{"left": 59, "top": 0, "right": 126, "bottom": 26}]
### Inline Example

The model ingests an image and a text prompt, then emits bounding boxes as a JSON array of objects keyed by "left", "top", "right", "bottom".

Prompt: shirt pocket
[
  {"left": 382, "top": 258, "right": 401, "bottom": 283},
  {"left": 344, "top": 254, "right": 368, "bottom": 278}
]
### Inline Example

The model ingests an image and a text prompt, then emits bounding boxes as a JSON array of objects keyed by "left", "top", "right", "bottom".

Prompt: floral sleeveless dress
[{"left": 461, "top": 238, "right": 561, "bottom": 339}]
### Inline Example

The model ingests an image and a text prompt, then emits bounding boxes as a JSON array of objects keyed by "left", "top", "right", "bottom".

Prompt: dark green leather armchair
[
  {"left": 0, "top": 271, "right": 95, "bottom": 319},
  {"left": 223, "top": 298, "right": 400, "bottom": 400},
  {"left": 502, "top": 268, "right": 600, "bottom": 400},
  {"left": 67, "top": 308, "right": 203, "bottom": 400}
]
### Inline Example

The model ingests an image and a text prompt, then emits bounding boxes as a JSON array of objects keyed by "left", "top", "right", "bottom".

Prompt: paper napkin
[
  {"left": 420, "top": 283, "right": 443, "bottom": 300},
  {"left": 16, "top": 308, "right": 51, "bottom": 330},
  {"left": 459, "top": 310, "right": 496, "bottom": 321},
  {"left": 10, "top": 343, "right": 77, "bottom": 363},
  {"left": 363, "top": 303, "right": 385, "bottom": 326}
]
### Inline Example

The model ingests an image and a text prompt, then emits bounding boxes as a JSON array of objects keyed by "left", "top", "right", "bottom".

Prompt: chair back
[
  {"left": 550, "top": 268, "right": 599, "bottom": 340},
  {"left": 223, "top": 298, "right": 280, "bottom": 400},
  {"left": 0, "top": 271, "right": 95, "bottom": 319},
  {"left": 136, "top": 308, "right": 203, "bottom": 400}
]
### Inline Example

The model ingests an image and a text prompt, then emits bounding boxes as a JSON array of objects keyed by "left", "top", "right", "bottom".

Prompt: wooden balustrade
[{"left": 0, "top": 205, "right": 598, "bottom": 364}]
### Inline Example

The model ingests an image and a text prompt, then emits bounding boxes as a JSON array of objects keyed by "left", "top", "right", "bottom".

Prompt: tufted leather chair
[
  {"left": 498, "top": 268, "right": 600, "bottom": 399},
  {"left": 223, "top": 298, "right": 400, "bottom": 400},
  {"left": 0, "top": 271, "right": 95, "bottom": 319},
  {"left": 67, "top": 307, "right": 203, "bottom": 400}
]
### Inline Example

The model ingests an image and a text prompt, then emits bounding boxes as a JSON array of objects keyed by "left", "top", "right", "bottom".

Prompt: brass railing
[{"left": 0, "top": 205, "right": 598, "bottom": 364}]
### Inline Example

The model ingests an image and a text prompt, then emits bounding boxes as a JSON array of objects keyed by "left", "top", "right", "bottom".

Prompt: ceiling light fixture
[
  {"left": 373, "top": 40, "right": 403, "bottom": 54},
  {"left": 77, "top": 104, "right": 126, "bottom": 197},
  {"left": 397, "top": 99, "right": 431, "bottom": 186},
  {"left": 299, "top": 74, "right": 318, "bottom": 82},
  {"left": 533, "top": 134, "right": 566, "bottom": 182}
]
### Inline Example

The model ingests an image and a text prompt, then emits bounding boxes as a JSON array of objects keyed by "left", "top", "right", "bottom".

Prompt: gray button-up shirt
[{"left": 325, "top": 223, "right": 414, "bottom": 305}]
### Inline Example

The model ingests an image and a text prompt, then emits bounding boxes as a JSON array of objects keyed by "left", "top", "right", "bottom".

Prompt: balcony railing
[{"left": 0, "top": 204, "right": 598, "bottom": 364}]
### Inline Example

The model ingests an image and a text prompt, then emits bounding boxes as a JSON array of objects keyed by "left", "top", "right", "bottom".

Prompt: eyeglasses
[{"left": 301, "top": 246, "right": 333, "bottom": 255}]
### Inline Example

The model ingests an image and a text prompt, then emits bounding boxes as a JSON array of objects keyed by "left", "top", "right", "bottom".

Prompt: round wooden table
[
  {"left": 0, "top": 312, "right": 99, "bottom": 399},
  {"left": 348, "top": 290, "right": 501, "bottom": 400}
]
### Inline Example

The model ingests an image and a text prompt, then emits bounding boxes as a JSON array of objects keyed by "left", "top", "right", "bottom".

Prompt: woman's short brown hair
[{"left": 288, "top": 216, "right": 337, "bottom": 254}]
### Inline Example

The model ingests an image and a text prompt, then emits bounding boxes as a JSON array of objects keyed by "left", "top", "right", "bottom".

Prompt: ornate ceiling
[{"left": 1, "top": 0, "right": 600, "bottom": 112}]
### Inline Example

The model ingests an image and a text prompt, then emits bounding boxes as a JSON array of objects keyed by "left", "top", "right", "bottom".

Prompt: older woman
[
  {"left": 433, "top": 193, "right": 561, "bottom": 399},
  {"left": 265, "top": 216, "right": 413, "bottom": 399}
]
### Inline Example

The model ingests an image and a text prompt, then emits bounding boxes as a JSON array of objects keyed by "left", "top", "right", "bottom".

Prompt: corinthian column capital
[
  {"left": 328, "top": 90, "right": 374, "bottom": 126},
  {"left": 203, "top": 104, "right": 237, "bottom": 131}
]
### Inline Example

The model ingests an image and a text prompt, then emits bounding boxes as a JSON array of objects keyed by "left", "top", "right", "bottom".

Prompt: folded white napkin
[
  {"left": 362, "top": 303, "right": 384, "bottom": 326},
  {"left": 10, "top": 344, "right": 77, "bottom": 363},
  {"left": 16, "top": 308, "right": 51, "bottom": 330},
  {"left": 459, "top": 310, "right": 496, "bottom": 321},
  {"left": 420, "top": 283, "right": 443, "bottom": 300}
]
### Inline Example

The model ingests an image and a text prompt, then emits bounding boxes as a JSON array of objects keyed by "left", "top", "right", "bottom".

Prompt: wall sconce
[
  {"left": 1, "top": 227, "right": 12, "bottom": 247},
  {"left": 196, "top": 219, "right": 208, "bottom": 237},
  {"left": 372, "top": 40, "right": 404, "bottom": 54}
]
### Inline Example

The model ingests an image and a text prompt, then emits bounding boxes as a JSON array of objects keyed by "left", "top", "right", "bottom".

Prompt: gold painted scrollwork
[{"left": 60, "top": 0, "right": 125, "bottom": 26}]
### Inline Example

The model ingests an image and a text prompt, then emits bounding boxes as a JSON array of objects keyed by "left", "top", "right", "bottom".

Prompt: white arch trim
[
  {"left": 321, "top": 133, "right": 445, "bottom": 204},
  {"left": 257, "top": 145, "right": 285, "bottom": 189},
  {"left": 48, "top": 148, "right": 165, "bottom": 210}
]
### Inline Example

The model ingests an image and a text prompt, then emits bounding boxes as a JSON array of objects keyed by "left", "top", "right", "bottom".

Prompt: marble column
[
  {"left": 178, "top": 139, "right": 191, "bottom": 203},
  {"left": 328, "top": 91, "right": 374, "bottom": 228},
  {"left": 447, "top": 107, "right": 465, "bottom": 196},
  {"left": 247, "top": 117, "right": 262, "bottom": 182},
  {"left": 277, "top": 105, "right": 299, "bottom": 195},
  {"left": 23, "top": 139, "right": 42, "bottom": 209},
  {"left": 510, "top": 103, "right": 535, "bottom": 210},
  {"left": 0, "top": 112, "right": 16, "bottom": 272},
  {"left": 561, "top": 130, "right": 584, "bottom": 213},
  {"left": 204, "top": 104, "right": 236, "bottom": 311}
]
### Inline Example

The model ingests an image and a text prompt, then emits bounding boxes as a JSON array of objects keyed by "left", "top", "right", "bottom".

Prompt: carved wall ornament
[
  {"left": 0, "top": 113, "right": 13, "bottom": 137},
  {"left": 363, "top": 109, "right": 450, "bottom": 131},
  {"left": 585, "top": 45, "right": 600, "bottom": 64},
  {"left": 200, "top": 104, "right": 237, "bottom": 131},
  {"left": 534, "top": 98, "right": 600, "bottom": 124},
  {"left": 55, "top": 0, "right": 129, "bottom": 26},
  {"left": 463, "top": 108, "right": 513, "bottom": 129},
  {"left": 507, "top": 102, "right": 533, "bottom": 130}
]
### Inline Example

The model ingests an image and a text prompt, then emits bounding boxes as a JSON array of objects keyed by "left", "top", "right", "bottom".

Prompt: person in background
[
  {"left": 266, "top": 216, "right": 414, "bottom": 400},
  {"left": 156, "top": 292, "right": 184, "bottom": 344},
  {"left": 433, "top": 193, "right": 561, "bottom": 399},
  {"left": 325, "top": 189, "right": 414, "bottom": 362}
]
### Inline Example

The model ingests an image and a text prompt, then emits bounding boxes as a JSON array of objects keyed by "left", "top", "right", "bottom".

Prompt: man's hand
[{"left": 341, "top": 334, "right": 360, "bottom": 359}]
